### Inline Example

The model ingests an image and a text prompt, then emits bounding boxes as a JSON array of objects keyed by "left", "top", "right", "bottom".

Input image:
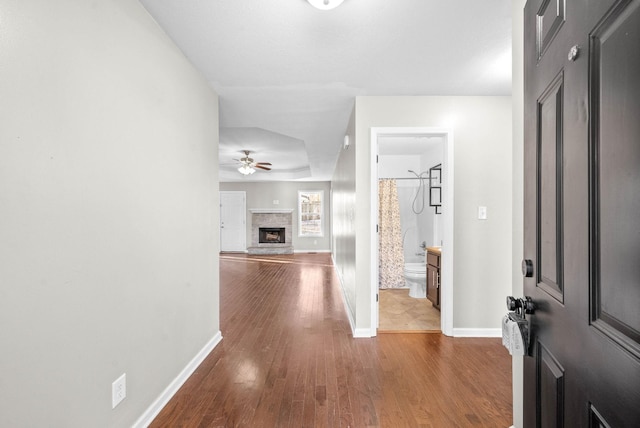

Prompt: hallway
[{"left": 150, "top": 253, "right": 511, "bottom": 427}]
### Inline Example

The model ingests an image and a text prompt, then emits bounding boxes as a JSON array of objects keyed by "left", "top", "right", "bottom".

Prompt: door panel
[
  {"left": 538, "top": 344, "right": 564, "bottom": 428},
  {"left": 536, "top": 0, "right": 566, "bottom": 60},
  {"left": 524, "top": 0, "right": 640, "bottom": 426},
  {"left": 220, "top": 191, "right": 246, "bottom": 252},
  {"left": 537, "top": 72, "right": 564, "bottom": 302},
  {"left": 590, "top": 0, "right": 640, "bottom": 356}
]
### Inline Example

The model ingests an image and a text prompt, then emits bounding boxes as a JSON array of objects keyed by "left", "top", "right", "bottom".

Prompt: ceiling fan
[{"left": 234, "top": 150, "right": 272, "bottom": 175}]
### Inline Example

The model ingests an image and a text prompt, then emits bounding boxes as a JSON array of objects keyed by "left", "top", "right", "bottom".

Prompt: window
[{"left": 298, "top": 190, "right": 323, "bottom": 237}]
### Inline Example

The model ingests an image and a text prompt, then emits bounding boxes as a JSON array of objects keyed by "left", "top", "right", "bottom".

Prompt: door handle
[{"left": 506, "top": 296, "right": 535, "bottom": 314}]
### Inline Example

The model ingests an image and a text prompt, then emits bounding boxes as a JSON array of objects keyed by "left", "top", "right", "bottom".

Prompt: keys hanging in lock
[{"left": 503, "top": 296, "right": 536, "bottom": 356}]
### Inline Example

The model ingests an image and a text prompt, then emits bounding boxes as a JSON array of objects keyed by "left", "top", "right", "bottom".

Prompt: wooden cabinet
[{"left": 426, "top": 248, "right": 441, "bottom": 310}]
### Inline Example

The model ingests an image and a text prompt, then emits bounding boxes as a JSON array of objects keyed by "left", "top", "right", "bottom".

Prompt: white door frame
[{"left": 370, "top": 127, "right": 454, "bottom": 336}]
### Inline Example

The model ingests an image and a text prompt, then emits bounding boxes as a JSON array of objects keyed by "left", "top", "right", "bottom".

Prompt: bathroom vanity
[{"left": 426, "top": 247, "right": 441, "bottom": 310}]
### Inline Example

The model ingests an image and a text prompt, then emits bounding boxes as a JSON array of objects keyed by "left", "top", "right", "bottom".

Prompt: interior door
[
  {"left": 523, "top": 0, "right": 640, "bottom": 426},
  {"left": 220, "top": 191, "right": 246, "bottom": 252}
]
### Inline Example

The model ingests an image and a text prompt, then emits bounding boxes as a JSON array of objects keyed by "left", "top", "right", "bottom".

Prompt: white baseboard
[
  {"left": 293, "top": 249, "right": 332, "bottom": 253},
  {"left": 133, "top": 331, "right": 223, "bottom": 428},
  {"left": 330, "top": 254, "right": 373, "bottom": 338},
  {"left": 353, "top": 327, "right": 373, "bottom": 338},
  {"left": 453, "top": 328, "right": 501, "bottom": 338}
]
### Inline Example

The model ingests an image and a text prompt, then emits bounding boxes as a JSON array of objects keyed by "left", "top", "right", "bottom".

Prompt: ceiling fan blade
[
  {"left": 254, "top": 165, "right": 271, "bottom": 171},
  {"left": 255, "top": 162, "right": 272, "bottom": 166}
]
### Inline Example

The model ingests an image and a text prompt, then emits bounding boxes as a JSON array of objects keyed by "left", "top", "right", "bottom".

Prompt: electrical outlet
[
  {"left": 273, "top": 199, "right": 279, "bottom": 205},
  {"left": 112, "top": 373, "right": 126, "bottom": 409}
]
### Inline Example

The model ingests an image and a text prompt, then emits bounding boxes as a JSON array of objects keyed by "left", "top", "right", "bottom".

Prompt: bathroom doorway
[{"left": 370, "top": 128, "right": 454, "bottom": 335}]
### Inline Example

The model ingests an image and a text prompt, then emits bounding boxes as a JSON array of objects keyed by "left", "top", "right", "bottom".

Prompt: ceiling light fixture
[
  {"left": 307, "top": 0, "right": 344, "bottom": 10},
  {"left": 238, "top": 165, "right": 255, "bottom": 175}
]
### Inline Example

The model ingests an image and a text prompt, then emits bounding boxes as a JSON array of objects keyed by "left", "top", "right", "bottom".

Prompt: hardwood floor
[{"left": 150, "top": 253, "right": 512, "bottom": 427}]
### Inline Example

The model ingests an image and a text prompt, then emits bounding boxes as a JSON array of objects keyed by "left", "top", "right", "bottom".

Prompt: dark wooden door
[{"left": 523, "top": 0, "right": 640, "bottom": 426}]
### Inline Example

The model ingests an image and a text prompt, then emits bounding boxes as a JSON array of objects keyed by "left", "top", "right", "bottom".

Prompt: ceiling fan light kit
[
  {"left": 235, "top": 150, "right": 272, "bottom": 175},
  {"left": 238, "top": 165, "right": 255, "bottom": 175},
  {"left": 307, "top": 0, "right": 344, "bottom": 11}
]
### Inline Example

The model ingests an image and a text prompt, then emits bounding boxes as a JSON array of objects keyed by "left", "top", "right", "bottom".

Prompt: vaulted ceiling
[{"left": 139, "top": 0, "right": 512, "bottom": 182}]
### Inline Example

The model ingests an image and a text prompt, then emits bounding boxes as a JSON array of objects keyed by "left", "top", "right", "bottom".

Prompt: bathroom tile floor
[{"left": 378, "top": 288, "right": 441, "bottom": 332}]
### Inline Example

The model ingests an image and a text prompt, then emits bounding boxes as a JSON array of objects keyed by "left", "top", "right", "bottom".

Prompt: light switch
[{"left": 478, "top": 206, "right": 487, "bottom": 220}]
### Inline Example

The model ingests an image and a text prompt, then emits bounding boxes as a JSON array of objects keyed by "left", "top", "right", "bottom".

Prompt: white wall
[
  {"left": 512, "top": 0, "right": 527, "bottom": 426},
  {"left": 219, "top": 181, "right": 332, "bottom": 252},
  {"left": 331, "top": 107, "right": 359, "bottom": 331},
  {"left": 332, "top": 96, "right": 512, "bottom": 335},
  {"left": 0, "top": 1, "right": 220, "bottom": 426},
  {"left": 377, "top": 155, "right": 423, "bottom": 178}
]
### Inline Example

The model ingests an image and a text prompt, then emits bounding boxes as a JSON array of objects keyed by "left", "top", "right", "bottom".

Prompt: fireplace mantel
[{"left": 249, "top": 208, "right": 294, "bottom": 214}]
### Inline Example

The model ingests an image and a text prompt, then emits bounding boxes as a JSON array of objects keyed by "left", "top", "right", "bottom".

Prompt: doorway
[
  {"left": 220, "top": 191, "right": 246, "bottom": 252},
  {"left": 371, "top": 127, "right": 454, "bottom": 336}
]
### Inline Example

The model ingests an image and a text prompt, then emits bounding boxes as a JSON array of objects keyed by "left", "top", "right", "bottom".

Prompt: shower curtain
[{"left": 378, "top": 179, "right": 405, "bottom": 288}]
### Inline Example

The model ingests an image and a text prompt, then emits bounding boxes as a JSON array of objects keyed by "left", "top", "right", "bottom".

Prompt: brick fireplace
[{"left": 248, "top": 209, "right": 294, "bottom": 255}]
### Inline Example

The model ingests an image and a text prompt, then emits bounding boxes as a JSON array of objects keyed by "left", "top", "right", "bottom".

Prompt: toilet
[{"left": 404, "top": 263, "right": 427, "bottom": 298}]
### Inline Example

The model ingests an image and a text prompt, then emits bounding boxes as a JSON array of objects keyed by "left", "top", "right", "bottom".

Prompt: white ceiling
[{"left": 139, "top": 0, "right": 512, "bottom": 182}]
